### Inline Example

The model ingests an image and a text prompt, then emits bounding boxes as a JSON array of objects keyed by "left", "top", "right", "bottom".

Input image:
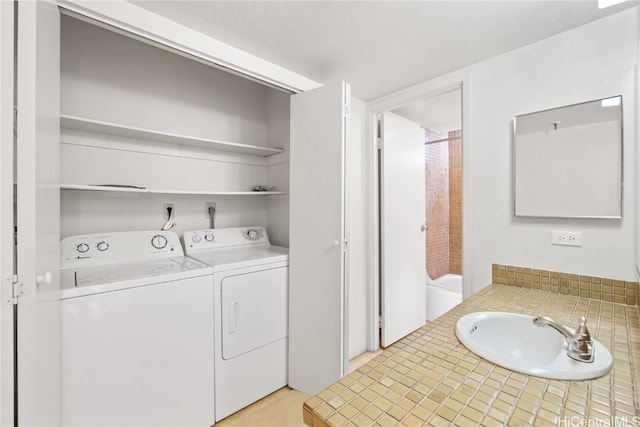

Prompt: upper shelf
[
  {"left": 60, "top": 184, "right": 287, "bottom": 196},
  {"left": 60, "top": 115, "right": 284, "bottom": 157}
]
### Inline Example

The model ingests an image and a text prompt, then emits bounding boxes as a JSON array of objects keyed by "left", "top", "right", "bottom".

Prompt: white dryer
[
  {"left": 60, "top": 230, "right": 214, "bottom": 427},
  {"left": 183, "top": 226, "right": 288, "bottom": 422}
]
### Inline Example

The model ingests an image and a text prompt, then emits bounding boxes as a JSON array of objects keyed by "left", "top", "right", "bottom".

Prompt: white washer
[
  {"left": 183, "top": 226, "right": 288, "bottom": 422},
  {"left": 60, "top": 231, "right": 215, "bottom": 427}
]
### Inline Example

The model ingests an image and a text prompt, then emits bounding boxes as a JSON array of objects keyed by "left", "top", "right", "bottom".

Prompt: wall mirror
[{"left": 513, "top": 96, "right": 623, "bottom": 218}]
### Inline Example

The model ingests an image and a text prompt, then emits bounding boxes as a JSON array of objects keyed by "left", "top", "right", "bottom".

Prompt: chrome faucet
[{"left": 532, "top": 316, "right": 594, "bottom": 363}]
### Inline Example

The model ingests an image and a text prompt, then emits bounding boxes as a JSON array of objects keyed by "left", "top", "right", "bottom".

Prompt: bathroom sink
[{"left": 455, "top": 312, "right": 613, "bottom": 380}]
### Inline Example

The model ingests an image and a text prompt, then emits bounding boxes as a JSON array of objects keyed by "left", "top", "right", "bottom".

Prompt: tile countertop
[{"left": 303, "top": 284, "right": 640, "bottom": 427}]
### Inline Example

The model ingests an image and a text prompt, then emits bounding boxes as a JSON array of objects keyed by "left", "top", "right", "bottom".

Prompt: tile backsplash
[{"left": 492, "top": 264, "right": 638, "bottom": 306}]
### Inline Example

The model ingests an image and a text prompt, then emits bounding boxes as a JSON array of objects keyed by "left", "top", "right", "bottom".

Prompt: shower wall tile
[
  {"left": 448, "top": 130, "right": 462, "bottom": 275},
  {"left": 425, "top": 136, "right": 449, "bottom": 279},
  {"left": 424, "top": 128, "right": 463, "bottom": 280}
]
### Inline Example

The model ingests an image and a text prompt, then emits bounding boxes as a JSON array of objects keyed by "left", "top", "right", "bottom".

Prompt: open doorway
[
  {"left": 365, "top": 72, "right": 470, "bottom": 353},
  {"left": 392, "top": 88, "right": 463, "bottom": 320}
]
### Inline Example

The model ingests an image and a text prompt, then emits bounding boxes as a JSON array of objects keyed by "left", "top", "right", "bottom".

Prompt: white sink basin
[{"left": 455, "top": 312, "right": 613, "bottom": 380}]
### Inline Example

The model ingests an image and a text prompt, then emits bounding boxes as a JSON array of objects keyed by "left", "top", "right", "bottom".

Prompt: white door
[
  {"left": 0, "top": 2, "right": 15, "bottom": 424},
  {"left": 289, "top": 81, "right": 349, "bottom": 395},
  {"left": 380, "top": 113, "right": 427, "bottom": 347},
  {"left": 16, "top": 2, "right": 61, "bottom": 425}
]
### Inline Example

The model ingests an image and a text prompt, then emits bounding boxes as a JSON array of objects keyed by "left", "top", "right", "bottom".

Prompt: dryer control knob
[
  {"left": 246, "top": 229, "right": 259, "bottom": 240},
  {"left": 76, "top": 243, "right": 90, "bottom": 253},
  {"left": 96, "top": 241, "right": 109, "bottom": 252},
  {"left": 204, "top": 234, "right": 215, "bottom": 242},
  {"left": 192, "top": 234, "right": 202, "bottom": 243},
  {"left": 151, "top": 235, "right": 168, "bottom": 249}
]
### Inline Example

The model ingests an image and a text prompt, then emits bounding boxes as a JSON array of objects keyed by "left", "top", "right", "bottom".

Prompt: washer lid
[
  {"left": 187, "top": 244, "right": 288, "bottom": 272},
  {"left": 61, "top": 257, "right": 212, "bottom": 298}
]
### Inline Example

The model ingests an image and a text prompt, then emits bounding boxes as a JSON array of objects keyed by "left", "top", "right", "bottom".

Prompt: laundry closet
[
  {"left": 17, "top": 3, "right": 372, "bottom": 426},
  {"left": 3, "top": 1, "right": 370, "bottom": 423},
  {"left": 57, "top": 13, "right": 296, "bottom": 425},
  {"left": 60, "top": 16, "right": 291, "bottom": 244}
]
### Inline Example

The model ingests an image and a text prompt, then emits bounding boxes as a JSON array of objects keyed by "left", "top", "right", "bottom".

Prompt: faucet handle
[
  {"left": 575, "top": 316, "right": 591, "bottom": 342},
  {"left": 571, "top": 316, "right": 594, "bottom": 359}
]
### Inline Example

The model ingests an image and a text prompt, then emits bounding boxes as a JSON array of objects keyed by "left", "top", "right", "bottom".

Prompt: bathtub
[{"left": 425, "top": 274, "right": 463, "bottom": 321}]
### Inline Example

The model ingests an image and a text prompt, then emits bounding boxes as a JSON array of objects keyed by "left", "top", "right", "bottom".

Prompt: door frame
[
  {"left": 366, "top": 70, "right": 471, "bottom": 350},
  {"left": 0, "top": 1, "right": 15, "bottom": 424},
  {"left": 16, "top": 2, "right": 61, "bottom": 425}
]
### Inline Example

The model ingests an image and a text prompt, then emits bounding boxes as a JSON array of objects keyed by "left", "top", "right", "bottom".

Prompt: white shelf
[
  {"left": 60, "top": 115, "right": 284, "bottom": 157},
  {"left": 61, "top": 184, "right": 287, "bottom": 196}
]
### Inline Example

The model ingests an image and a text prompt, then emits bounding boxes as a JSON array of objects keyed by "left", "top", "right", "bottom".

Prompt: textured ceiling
[{"left": 132, "top": 1, "right": 637, "bottom": 101}]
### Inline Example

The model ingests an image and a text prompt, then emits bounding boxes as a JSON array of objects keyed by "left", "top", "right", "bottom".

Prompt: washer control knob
[
  {"left": 204, "top": 234, "right": 215, "bottom": 242},
  {"left": 76, "top": 243, "right": 90, "bottom": 253},
  {"left": 151, "top": 235, "right": 168, "bottom": 249},
  {"left": 191, "top": 234, "right": 202, "bottom": 243},
  {"left": 246, "top": 229, "right": 259, "bottom": 240},
  {"left": 96, "top": 241, "right": 109, "bottom": 252}
]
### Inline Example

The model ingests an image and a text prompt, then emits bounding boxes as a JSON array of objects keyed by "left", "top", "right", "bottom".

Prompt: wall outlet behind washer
[
  {"left": 205, "top": 202, "right": 216, "bottom": 219},
  {"left": 163, "top": 204, "right": 174, "bottom": 219}
]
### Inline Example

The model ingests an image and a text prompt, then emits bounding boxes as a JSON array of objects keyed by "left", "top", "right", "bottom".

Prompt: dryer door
[{"left": 221, "top": 267, "right": 288, "bottom": 360}]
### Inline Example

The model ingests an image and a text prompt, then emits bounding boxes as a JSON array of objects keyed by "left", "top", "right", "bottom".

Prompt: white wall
[
  {"left": 266, "top": 154, "right": 289, "bottom": 247},
  {"left": 61, "top": 15, "right": 270, "bottom": 146},
  {"left": 60, "top": 190, "right": 268, "bottom": 239},
  {"left": 60, "top": 15, "right": 292, "bottom": 243},
  {"left": 465, "top": 8, "right": 638, "bottom": 290},
  {"left": 266, "top": 90, "right": 291, "bottom": 247},
  {"left": 347, "top": 98, "right": 369, "bottom": 359}
]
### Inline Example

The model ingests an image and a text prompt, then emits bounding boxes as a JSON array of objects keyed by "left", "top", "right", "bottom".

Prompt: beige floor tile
[
  {"left": 216, "top": 387, "right": 310, "bottom": 427},
  {"left": 349, "top": 350, "right": 383, "bottom": 373}
]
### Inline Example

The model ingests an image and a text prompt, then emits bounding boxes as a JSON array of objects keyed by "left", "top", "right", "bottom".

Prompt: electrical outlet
[
  {"left": 163, "top": 204, "right": 174, "bottom": 219},
  {"left": 204, "top": 202, "right": 216, "bottom": 219},
  {"left": 551, "top": 231, "right": 582, "bottom": 247}
]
